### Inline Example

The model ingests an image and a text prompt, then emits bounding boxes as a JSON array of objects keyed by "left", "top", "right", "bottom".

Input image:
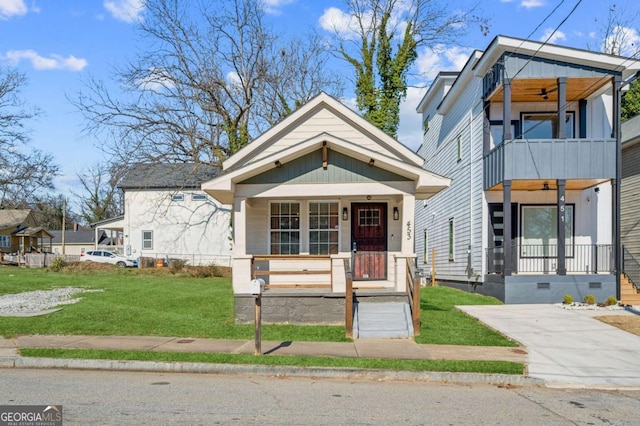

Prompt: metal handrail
[
  {"left": 486, "top": 243, "right": 613, "bottom": 274},
  {"left": 623, "top": 247, "right": 640, "bottom": 291}
]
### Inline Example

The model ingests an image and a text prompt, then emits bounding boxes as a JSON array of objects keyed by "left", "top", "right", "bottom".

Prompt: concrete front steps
[
  {"left": 353, "top": 302, "right": 414, "bottom": 338},
  {"left": 620, "top": 274, "right": 640, "bottom": 306}
]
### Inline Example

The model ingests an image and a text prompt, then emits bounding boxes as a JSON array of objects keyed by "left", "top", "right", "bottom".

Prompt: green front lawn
[{"left": 0, "top": 267, "right": 514, "bottom": 347}]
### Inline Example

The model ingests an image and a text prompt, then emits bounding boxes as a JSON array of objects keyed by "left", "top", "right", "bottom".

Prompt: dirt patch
[{"left": 594, "top": 315, "right": 640, "bottom": 337}]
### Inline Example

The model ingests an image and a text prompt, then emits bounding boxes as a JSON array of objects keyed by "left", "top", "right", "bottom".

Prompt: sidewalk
[
  {"left": 2, "top": 334, "right": 526, "bottom": 362},
  {"left": 0, "top": 334, "right": 537, "bottom": 387}
]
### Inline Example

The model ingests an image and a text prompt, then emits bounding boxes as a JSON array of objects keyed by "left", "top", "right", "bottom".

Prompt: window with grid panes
[
  {"left": 309, "top": 202, "right": 339, "bottom": 255},
  {"left": 269, "top": 202, "right": 300, "bottom": 254}
]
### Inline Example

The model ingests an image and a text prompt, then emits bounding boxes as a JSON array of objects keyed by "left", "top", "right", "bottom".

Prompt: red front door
[{"left": 351, "top": 203, "right": 387, "bottom": 280}]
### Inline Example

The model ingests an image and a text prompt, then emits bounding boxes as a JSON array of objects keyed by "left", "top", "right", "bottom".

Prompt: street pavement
[{"left": 2, "top": 304, "right": 639, "bottom": 389}]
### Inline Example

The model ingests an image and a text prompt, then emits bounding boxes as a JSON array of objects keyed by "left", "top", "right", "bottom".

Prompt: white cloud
[
  {"left": 540, "top": 29, "right": 566, "bottom": 44},
  {"left": 605, "top": 26, "right": 640, "bottom": 57},
  {"left": 4, "top": 50, "right": 88, "bottom": 71},
  {"left": 0, "top": 0, "right": 27, "bottom": 19},
  {"left": 397, "top": 86, "right": 427, "bottom": 151},
  {"left": 104, "top": 0, "right": 144, "bottom": 23},
  {"left": 521, "top": 0, "right": 544, "bottom": 9},
  {"left": 262, "top": 0, "right": 296, "bottom": 15},
  {"left": 319, "top": 7, "right": 362, "bottom": 40},
  {"left": 416, "top": 44, "right": 472, "bottom": 81},
  {"left": 136, "top": 68, "right": 175, "bottom": 92}
]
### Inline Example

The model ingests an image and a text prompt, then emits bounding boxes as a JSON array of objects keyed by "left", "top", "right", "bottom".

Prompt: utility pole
[{"left": 61, "top": 198, "right": 66, "bottom": 255}]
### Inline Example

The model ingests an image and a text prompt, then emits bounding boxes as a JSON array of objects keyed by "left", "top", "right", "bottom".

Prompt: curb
[{"left": 1, "top": 356, "right": 545, "bottom": 388}]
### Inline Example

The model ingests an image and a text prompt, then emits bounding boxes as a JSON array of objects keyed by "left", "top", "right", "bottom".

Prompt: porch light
[
  {"left": 342, "top": 207, "right": 349, "bottom": 221},
  {"left": 542, "top": 183, "right": 550, "bottom": 191},
  {"left": 393, "top": 207, "right": 399, "bottom": 220}
]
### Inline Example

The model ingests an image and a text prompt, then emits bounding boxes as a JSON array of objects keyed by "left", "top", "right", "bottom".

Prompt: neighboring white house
[
  {"left": 415, "top": 35, "right": 640, "bottom": 304},
  {"left": 202, "top": 92, "right": 450, "bottom": 324},
  {"left": 94, "top": 163, "right": 232, "bottom": 266}
]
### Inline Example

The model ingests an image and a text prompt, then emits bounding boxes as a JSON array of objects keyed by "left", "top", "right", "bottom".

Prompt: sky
[{"left": 2, "top": 0, "right": 639, "bottom": 206}]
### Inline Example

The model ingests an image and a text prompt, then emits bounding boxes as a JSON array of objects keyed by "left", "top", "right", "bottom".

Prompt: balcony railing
[
  {"left": 486, "top": 243, "right": 613, "bottom": 275},
  {"left": 483, "top": 138, "right": 616, "bottom": 189}
]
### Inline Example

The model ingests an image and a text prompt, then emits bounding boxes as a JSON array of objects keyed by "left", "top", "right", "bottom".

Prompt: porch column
[
  {"left": 503, "top": 180, "right": 512, "bottom": 276},
  {"left": 557, "top": 179, "right": 567, "bottom": 275},
  {"left": 233, "top": 197, "right": 247, "bottom": 255},
  {"left": 557, "top": 77, "right": 567, "bottom": 139},
  {"left": 401, "top": 194, "right": 415, "bottom": 254},
  {"left": 502, "top": 79, "right": 512, "bottom": 141},
  {"left": 613, "top": 74, "right": 623, "bottom": 300}
]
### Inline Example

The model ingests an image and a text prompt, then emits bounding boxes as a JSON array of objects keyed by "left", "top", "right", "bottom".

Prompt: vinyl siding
[
  {"left": 415, "top": 77, "right": 484, "bottom": 281},
  {"left": 622, "top": 142, "right": 640, "bottom": 260}
]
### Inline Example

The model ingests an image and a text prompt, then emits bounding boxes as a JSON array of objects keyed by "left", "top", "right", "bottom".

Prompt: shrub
[
  {"left": 605, "top": 296, "right": 617, "bottom": 306},
  {"left": 169, "top": 259, "right": 187, "bottom": 273},
  {"left": 50, "top": 257, "right": 67, "bottom": 272},
  {"left": 563, "top": 294, "right": 574, "bottom": 305},
  {"left": 583, "top": 294, "right": 596, "bottom": 305}
]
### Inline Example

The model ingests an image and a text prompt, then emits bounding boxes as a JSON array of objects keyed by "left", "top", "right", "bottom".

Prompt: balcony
[
  {"left": 484, "top": 138, "right": 616, "bottom": 190},
  {"left": 486, "top": 243, "right": 613, "bottom": 275}
]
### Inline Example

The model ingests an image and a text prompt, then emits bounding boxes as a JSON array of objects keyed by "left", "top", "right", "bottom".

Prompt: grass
[
  {"left": 0, "top": 266, "right": 516, "bottom": 348},
  {"left": 417, "top": 286, "right": 517, "bottom": 347},
  {"left": 0, "top": 266, "right": 347, "bottom": 342},
  {"left": 20, "top": 348, "right": 524, "bottom": 375}
]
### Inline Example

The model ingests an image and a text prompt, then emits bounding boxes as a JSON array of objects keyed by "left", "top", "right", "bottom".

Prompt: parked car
[{"left": 79, "top": 250, "right": 137, "bottom": 268}]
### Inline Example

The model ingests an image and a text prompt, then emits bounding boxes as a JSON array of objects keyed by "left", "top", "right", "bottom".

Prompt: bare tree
[
  {"left": 0, "top": 67, "right": 59, "bottom": 207},
  {"left": 74, "top": 162, "right": 127, "bottom": 224},
  {"left": 327, "top": 0, "right": 488, "bottom": 138},
  {"left": 588, "top": 3, "right": 640, "bottom": 57},
  {"left": 72, "top": 0, "right": 342, "bottom": 166}
]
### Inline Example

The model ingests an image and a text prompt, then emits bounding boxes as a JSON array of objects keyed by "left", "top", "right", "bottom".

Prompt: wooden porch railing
[
  {"left": 251, "top": 255, "right": 332, "bottom": 289},
  {"left": 344, "top": 258, "right": 354, "bottom": 339},
  {"left": 406, "top": 259, "right": 421, "bottom": 336}
]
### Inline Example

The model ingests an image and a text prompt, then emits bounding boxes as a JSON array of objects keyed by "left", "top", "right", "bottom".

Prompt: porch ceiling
[
  {"left": 487, "top": 77, "right": 610, "bottom": 103},
  {"left": 486, "top": 178, "right": 609, "bottom": 191}
]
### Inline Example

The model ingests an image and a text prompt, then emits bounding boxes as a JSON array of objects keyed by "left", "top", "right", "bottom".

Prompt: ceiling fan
[{"left": 539, "top": 87, "right": 558, "bottom": 100}]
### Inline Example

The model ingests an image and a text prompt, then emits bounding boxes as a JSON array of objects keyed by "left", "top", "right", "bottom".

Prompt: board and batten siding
[
  {"left": 622, "top": 142, "right": 640, "bottom": 260},
  {"left": 415, "top": 77, "right": 484, "bottom": 282}
]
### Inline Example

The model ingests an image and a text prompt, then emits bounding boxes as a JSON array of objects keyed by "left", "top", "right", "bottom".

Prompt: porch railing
[
  {"left": 623, "top": 247, "right": 640, "bottom": 291},
  {"left": 486, "top": 243, "right": 613, "bottom": 275},
  {"left": 345, "top": 259, "right": 354, "bottom": 339},
  {"left": 405, "top": 259, "right": 421, "bottom": 336},
  {"left": 251, "top": 255, "right": 332, "bottom": 289}
]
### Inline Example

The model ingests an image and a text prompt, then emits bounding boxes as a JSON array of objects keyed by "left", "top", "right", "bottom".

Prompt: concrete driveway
[{"left": 458, "top": 304, "right": 640, "bottom": 389}]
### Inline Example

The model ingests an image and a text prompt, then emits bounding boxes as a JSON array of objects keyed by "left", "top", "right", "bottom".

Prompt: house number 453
[{"left": 406, "top": 221, "right": 412, "bottom": 240}]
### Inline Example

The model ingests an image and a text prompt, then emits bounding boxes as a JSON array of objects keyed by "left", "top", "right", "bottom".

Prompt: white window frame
[
  {"left": 269, "top": 201, "right": 300, "bottom": 255},
  {"left": 142, "top": 230, "right": 153, "bottom": 250},
  {"left": 308, "top": 201, "right": 339, "bottom": 255},
  {"left": 0, "top": 235, "right": 10, "bottom": 248}
]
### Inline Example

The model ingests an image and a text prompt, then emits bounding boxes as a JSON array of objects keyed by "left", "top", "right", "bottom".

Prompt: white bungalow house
[
  {"left": 93, "top": 163, "right": 232, "bottom": 267},
  {"left": 202, "top": 92, "right": 450, "bottom": 326},
  {"left": 415, "top": 35, "right": 640, "bottom": 304}
]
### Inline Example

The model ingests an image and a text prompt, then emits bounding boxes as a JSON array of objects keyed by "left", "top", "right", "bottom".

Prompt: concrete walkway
[
  {"left": 458, "top": 304, "right": 640, "bottom": 389},
  {"left": 3, "top": 334, "right": 525, "bottom": 362}
]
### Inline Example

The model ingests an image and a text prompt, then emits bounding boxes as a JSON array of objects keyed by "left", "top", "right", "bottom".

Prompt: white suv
[{"left": 79, "top": 250, "right": 137, "bottom": 268}]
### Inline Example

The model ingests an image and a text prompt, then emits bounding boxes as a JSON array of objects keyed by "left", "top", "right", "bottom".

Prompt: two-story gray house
[{"left": 415, "top": 35, "right": 640, "bottom": 304}]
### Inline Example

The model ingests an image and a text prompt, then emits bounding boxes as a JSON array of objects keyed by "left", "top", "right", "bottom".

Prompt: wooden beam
[{"left": 322, "top": 141, "right": 328, "bottom": 169}]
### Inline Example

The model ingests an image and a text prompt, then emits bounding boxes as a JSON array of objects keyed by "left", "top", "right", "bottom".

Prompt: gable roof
[
  {"left": 223, "top": 92, "right": 425, "bottom": 171},
  {"left": 0, "top": 209, "right": 33, "bottom": 230},
  {"left": 119, "top": 163, "right": 221, "bottom": 190}
]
